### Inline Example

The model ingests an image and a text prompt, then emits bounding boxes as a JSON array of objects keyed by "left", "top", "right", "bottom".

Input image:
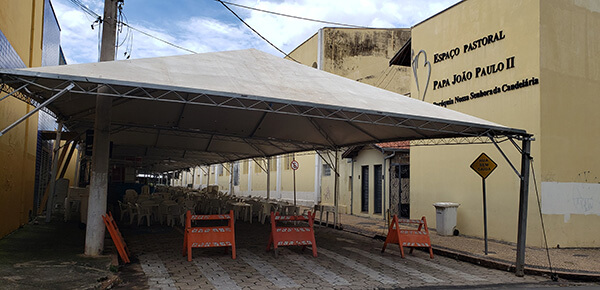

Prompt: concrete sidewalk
[
  {"left": 336, "top": 213, "right": 600, "bottom": 281},
  {"left": 0, "top": 218, "right": 115, "bottom": 290}
]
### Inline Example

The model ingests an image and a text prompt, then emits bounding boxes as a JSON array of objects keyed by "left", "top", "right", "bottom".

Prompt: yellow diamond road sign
[{"left": 470, "top": 153, "right": 498, "bottom": 179}]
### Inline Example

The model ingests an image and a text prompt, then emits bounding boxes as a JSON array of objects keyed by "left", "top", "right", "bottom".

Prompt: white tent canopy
[{"left": 0, "top": 49, "right": 527, "bottom": 172}]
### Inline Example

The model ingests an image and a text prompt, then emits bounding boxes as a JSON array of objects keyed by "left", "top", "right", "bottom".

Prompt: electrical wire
[
  {"left": 217, "top": 0, "right": 298, "bottom": 62},
  {"left": 116, "top": 2, "right": 134, "bottom": 58},
  {"left": 65, "top": 0, "right": 198, "bottom": 55},
  {"left": 121, "top": 23, "right": 198, "bottom": 54},
  {"left": 68, "top": 0, "right": 100, "bottom": 19},
  {"left": 381, "top": 67, "right": 399, "bottom": 90},
  {"left": 530, "top": 159, "right": 558, "bottom": 281},
  {"left": 217, "top": 0, "right": 370, "bottom": 29}
]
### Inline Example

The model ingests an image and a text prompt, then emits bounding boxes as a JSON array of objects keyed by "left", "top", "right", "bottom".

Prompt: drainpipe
[{"left": 317, "top": 28, "right": 324, "bottom": 70}]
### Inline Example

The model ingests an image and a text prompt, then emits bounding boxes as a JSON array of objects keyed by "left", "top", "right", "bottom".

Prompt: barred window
[{"left": 323, "top": 164, "right": 331, "bottom": 176}]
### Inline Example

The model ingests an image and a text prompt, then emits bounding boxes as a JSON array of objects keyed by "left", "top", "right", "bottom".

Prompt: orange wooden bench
[
  {"left": 381, "top": 215, "right": 433, "bottom": 259},
  {"left": 182, "top": 210, "right": 236, "bottom": 261},
  {"left": 102, "top": 212, "right": 131, "bottom": 263},
  {"left": 266, "top": 211, "right": 317, "bottom": 257}
]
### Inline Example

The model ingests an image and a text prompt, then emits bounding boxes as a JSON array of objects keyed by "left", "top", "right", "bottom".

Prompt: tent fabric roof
[{"left": 0, "top": 49, "right": 527, "bottom": 172}]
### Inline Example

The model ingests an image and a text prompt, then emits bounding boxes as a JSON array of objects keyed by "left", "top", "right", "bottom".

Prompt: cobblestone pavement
[{"left": 114, "top": 220, "right": 585, "bottom": 290}]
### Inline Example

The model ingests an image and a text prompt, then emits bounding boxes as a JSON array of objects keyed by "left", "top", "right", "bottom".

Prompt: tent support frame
[{"left": 0, "top": 83, "right": 74, "bottom": 137}]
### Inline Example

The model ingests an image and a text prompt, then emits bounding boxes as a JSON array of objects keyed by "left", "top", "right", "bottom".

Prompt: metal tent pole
[
  {"left": 45, "top": 122, "right": 63, "bottom": 222},
  {"left": 334, "top": 149, "right": 339, "bottom": 228},
  {"left": 515, "top": 137, "right": 532, "bottom": 276},
  {"left": 207, "top": 166, "right": 210, "bottom": 189},
  {"left": 0, "top": 83, "right": 74, "bottom": 137},
  {"left": 229, "top": 162, "right": 234, "bottom": 196},
  {"left": 266, "top": 157, "right": 271, "bottom": 200}
]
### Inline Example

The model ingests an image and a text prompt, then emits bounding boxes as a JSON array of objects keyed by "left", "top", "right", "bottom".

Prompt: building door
[
  {"left": 389, "top": 164, "right": 401, "bottom": 217},
  {"left": 361, "top": 165, "right": 369, "bottom": 212},
  {"left": 374, "top": 165, "right": 382, "bottom": 214},
  {"left": 399, "top": 164, "right": 410, "bottom": 218}
]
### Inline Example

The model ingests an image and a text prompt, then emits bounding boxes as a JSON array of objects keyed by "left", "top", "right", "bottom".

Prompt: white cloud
[
  {"left": 53, "top": 0, "right": 101, "bottom": 64},
  {"left": 51, "top": 0, "right": 460, "bottom": 64}
]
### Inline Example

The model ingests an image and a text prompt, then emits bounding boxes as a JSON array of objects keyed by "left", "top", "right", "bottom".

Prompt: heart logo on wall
[{"left": 411, "top": 49, "right": 431, "bottom": 102}]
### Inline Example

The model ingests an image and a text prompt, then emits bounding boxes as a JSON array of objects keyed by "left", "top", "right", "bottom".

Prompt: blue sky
[{"left": 51, "top": 0, "right": 461, "bottom": 64}]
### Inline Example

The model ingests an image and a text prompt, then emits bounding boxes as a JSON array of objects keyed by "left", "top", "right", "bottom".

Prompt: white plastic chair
[
  {"left": 127, "top": 202, "right": 138, "bottom": 225},
  {"left": 136, "top": 203, "right": 152, "bottom": 226},
  {"left": 118, "top": 200, "right": 129, "bottom": 222},
  {"left": 166, "top": 204, "right": 181, "bottom": 227}
]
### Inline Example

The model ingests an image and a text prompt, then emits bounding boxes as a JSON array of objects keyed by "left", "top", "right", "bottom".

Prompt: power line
[
  {"left": 218, "top": 0, "right": 369, "bottom": 29},
  {"left": 122, "top": 24, "right": 198, "bottom": 54},
  {"left": 65, "top": 0, "right": 198, "bottom": 55},
  {"left": 68, "top": 0, "right": 100, "bottom": 18},
  {"left": 217, "top": 0, "right": 298, "bottom": 62}
]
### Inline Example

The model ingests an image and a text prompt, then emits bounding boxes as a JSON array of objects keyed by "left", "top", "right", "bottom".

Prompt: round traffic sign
[{"left": 290, "top": 160, "right": 299, "bottom": 170}]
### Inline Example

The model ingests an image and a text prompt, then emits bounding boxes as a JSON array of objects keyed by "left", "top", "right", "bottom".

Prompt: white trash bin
[{"left": 433, "top": 202, "right": 460, "bottom": 236}]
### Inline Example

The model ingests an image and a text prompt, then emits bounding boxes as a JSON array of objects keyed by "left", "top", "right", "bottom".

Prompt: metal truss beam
[{"left": 1, "top": 75, "right": 528, "bottom": 139}]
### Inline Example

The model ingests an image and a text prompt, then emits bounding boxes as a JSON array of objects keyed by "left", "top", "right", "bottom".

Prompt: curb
[{"left": 339, "top": 224, "right": 600, "bottom": 282}]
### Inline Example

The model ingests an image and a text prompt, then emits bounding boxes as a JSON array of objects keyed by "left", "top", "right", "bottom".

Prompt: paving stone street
[{"left": 114, "top": 221, "right": 559, "bottom": 290}]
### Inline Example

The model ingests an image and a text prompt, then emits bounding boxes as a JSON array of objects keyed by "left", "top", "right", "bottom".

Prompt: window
[
  {"left": 218, "top": 164, "right": 224, "bottom": 176},
  {"left": 323, "top": 164, "right": 331, "bottom": 176},
  {"left": 270, "top": 157, "right": 277, "bottom": 172}
]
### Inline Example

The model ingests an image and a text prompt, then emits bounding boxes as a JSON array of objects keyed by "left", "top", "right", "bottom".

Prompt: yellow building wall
[
  {"left": 410, "top": 0, "right": 544, "bottom": 245},
  {"left": 320, "top": 151, "right": 353, "bottom": 214},
  {"left": 0, "top": 0, "right": 43, "bottom": 68},
  {"left": 59, "top": 141, "right": 80, "bottom": 187},
  {"left": 287, "top": 33, "right": 319, "bottom": 67},
  {"left": 0, "top": 98, "right": 38, "bottom": 238},
  {"left": 249, "top": 158, "right": 275, "bottom": 197},
  {"left": 539, "top": 0, "right": 600, "bottom": 247},
  {"left": 322, "top": 28, "right": 411, "bottom": 95},
  {"left": 280, "top": 153, "right": 317, "bottom": 192},
  {"left": 0, "top": 0, "right": 45, "bottom": 238},
  {"left": 215, "top": 164, "right": 231, "bottom": 192}
]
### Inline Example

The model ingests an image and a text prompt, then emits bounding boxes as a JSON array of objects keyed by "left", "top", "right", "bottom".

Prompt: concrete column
[{"left": 85, "top": 0, "right": 118, "bottom": 256}]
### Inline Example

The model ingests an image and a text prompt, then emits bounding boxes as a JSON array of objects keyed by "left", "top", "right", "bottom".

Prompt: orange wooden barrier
[
  {"left": 102, "top": 212, "right": 131, "bottom": 264},
  {"left": 182, "top": 210, "right": 236, "bottom": 261},
  {"left": 266, "top": 211, "right": 317, "bottom": 257},
  {"left": 381, "top": 215, "right": 433, "bottom": 259}
]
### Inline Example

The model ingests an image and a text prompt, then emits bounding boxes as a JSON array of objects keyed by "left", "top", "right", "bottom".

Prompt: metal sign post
[
  {"left": 470, "top": 153, "right": 498, "bottom": 255},
  {"left": 291, "top": 158, "right": 299, "bottom": 206}
]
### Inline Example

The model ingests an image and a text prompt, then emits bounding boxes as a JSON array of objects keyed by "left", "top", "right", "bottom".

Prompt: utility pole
[{"left": 85, "top": 0, "right": 119, "bottom": 256}]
